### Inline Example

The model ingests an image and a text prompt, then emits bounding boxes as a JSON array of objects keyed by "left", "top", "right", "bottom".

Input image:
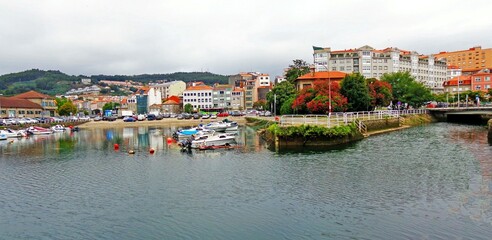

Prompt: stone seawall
[{"left": 488, "top": 119, "right": 492, "bottom": 141}]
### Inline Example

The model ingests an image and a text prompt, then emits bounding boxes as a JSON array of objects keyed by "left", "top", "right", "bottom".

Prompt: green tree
[
  {"left": 381, "top": 72, "right": 432, "bottom": 108},
  {"left": 184, "top": 103, "right": 193, "bottom": 113},
  {"left": 285, "top": 59, "right": 310, "bottom": 84},
  {"left": 266, "top": 81, "right": 297, "bottom": 115},
  {"left": 253, "top": 100, "right": 267, "bottom": 110},
  {"left": 55, "top": 97, "right": 69, "bottom": 108},
  {"left": 340, "top": 73, "right": 371, "bottom": 111},
  {"left": 58, "top": 101, "right": 77, "bottom": 116},
  {"left": 102, "top": 102, "right": 120, "bottom": 112},
  {"left": 280, "top": 96, "right": 295, "bottom": 115}
]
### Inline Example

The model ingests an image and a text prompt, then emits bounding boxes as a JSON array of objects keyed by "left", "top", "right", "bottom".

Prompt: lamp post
[{"left": 273, "top": 93, "right": 276, "bottom": 117}]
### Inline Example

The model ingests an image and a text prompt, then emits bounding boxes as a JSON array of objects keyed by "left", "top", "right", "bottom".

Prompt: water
[{"left": 0, "top": 123, "right": 491, "bottom": 239}]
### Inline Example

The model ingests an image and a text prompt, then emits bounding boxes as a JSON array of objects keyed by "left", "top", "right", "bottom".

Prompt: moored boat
[
  {"left": 51, "top": 125, "right": 68, "bottom": 132},
  {"left": 26, "top": 126, "right": 53, "bottom": 135},
  {"left": 0, "top": 129, "right": 27, "bottom": 138},
  {"left": 190, "top": 134, "right": 236, "bottom": 149}
]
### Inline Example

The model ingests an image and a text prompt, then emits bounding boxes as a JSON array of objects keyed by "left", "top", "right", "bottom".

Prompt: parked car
[
  {"left": 137, "top": 114, "right": 146, "bottom": 121},
  {"left": 94, "top": 116, "right": 102, "bottom": 121},
  {"left": 210, "top": 114, "right": 217, "bottom": 119},
  {"left": 176, "top": 114, "right": 184, "bottom": 120},
  {"left": 155, "top": 114, "right": 164, "bottom": 120},
  {"left": 147, "top": 114, "right": 157, "bottom": 121},
  {"left": 217, "top": 112, "right": 229, "bottom": 117},
  {"left": 123, "top": 116, "right": 137, "bottom": 122},
  {"left": 201, "top": 114, "right": 210, "bottom": 119},
  {"left": 192, "top": 113, "right": 201, "bottom": 119}
]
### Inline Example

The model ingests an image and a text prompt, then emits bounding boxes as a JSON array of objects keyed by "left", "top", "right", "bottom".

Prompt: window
[
  {"left": 486, "top": 85, "right": 491, "bottom": 89},
  {"left": 475, "top": 77, "right": 481, "bottom": 82},
  {"left": 379, "top": 66, "right": 382, "bottom": 70},
  {"left": 373, "top": 66, "right": 377, "bottom": 70},
  {"left": 486, "top": 76, "right": 490, "bottom": 81},
  {"left": 340, "top": 66, "right": 345, "bottom": 71},
  {"left": 384, "top": 66, "right": 388, "bottom": 70},
  {"left": 475, "top": 86, "right": 481, "bottom": 90}
]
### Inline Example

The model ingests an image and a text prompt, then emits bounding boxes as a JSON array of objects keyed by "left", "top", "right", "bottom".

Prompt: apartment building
[
  {"left": 212, "top": 84, "right": 233, "bottom": 110},
  {"left": 229, "top": 72, "right": 272, "bottom": 109},
  {"left": 470, "top": 69, "right": 492, "bottom": 92},
  {"left": 151, "top": 81, "right": 186, "bottom": 100},
  {"left": 135, "top": 86, "right": 162, "bottom": 114},
  {"left": 313, "top": 45, "right": 448, "bottom": 93},
  {"left": 443, "top": 76, "right": 471, "bottom": 94},
  {"left": 434, "top": 46, "right": 492, "bottom": 73},
  {"left": 231, "top": 87, "right": 244, "bottom": 110},
  {"left": 182, "top": 85, "right": 213, "bottom": 111}
]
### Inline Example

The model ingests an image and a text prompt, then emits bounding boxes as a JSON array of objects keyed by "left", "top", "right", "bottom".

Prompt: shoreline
[{"left": 76, "top": 116, "right": 253, "bottom": 129}]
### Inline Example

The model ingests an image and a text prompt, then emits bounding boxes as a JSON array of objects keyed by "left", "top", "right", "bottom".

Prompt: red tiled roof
[
  {"left": 166, "top": 95, "right": 181, "bottom": 103},
  {"left": 297, "top": 71, "right": 347, "bottom": 80},
  {"left": 186, "top": 85, "right": 213, "bottom": 91},
  {"left": 163, "top": 99, "right": 179, "bottom": 105},
  {"left": 444, "top": 76, "right": 472, "bottom": 86},
  {"left": 0, "top": 97, "right": 43, "bottom": 109},
  {"left": 14, "top": 90, "right": 53, "bottom": 99}
]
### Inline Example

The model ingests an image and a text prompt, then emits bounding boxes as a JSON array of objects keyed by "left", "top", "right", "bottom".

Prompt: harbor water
[{"left": 1, "top": 123, "right": 492, "bottom": 239}]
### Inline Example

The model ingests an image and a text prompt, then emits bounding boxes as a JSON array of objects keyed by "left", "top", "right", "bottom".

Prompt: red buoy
[
  {"left": 114, "top": 143, "right": 119, "bottom": 150},
  {"left": 166, "top": 137, "right": 173, "bottom": 144},
  {"left": 149, "top": 148, "right": 155, "bottom": 154}
]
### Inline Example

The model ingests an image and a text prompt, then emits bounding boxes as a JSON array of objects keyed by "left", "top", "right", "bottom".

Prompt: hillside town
[{"left": 0, "top": 45, "right": 491, "bottom": 120}]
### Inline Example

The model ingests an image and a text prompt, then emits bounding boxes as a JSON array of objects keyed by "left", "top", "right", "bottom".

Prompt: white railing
[{"left": 280, "top": 109, "right": 428, "bottom": 127}]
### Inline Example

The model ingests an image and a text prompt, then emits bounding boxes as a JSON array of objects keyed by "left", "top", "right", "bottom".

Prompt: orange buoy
[
  {"left": 166, "top": 137, "right": 173, "bottom": 144},
  {"left": 114, "top": 143, "right": 119, "bottom": 150},
  {"left": 149, "top": 148, "right": 155, "bottom": 154}
]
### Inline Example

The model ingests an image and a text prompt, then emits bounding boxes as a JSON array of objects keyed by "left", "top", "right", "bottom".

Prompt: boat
[
  {"left": 190, "top": 134, "right": 236, "bottom": 149},
  {"left": 0, "top": 133, "right": 6, "bottom": 141},
  {"left": 26, "top": 126, "right": 53, "bottom": 135},
  {"left": 198, "top": 143, "right": 239, "bottom": 151},
  {"left": 173, "top": 127, "right": 214, "bottom": 140},
  {"left": 51, "top": 125, "right": 68, "bottom": 132},
  {"left": 0, "top": 129, "right": 27, "bottom": 138},
  {"left": 204, "top": 120, "right": 238, "bottom": 132}
]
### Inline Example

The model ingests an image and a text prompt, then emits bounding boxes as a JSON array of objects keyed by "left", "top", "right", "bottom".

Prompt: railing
[
  {"left": 354, "top": 119, "right": 367, "bottom": 134},
  {"left": 280, "top": 109, "right": 428, "bottom": 127}
]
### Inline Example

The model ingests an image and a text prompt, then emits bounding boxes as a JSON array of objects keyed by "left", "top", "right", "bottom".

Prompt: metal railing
[{"left": 280, "top": 109, "right": 428, "bottom": 127}]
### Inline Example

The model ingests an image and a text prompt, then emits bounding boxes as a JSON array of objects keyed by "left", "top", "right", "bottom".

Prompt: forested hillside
[{"left": 0, "top": 70, "right": 229, "bottom": 96}]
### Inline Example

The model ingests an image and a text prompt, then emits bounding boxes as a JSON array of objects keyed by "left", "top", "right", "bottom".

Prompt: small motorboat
[
  {"left": 0, "top": 129, "right": 27, "bottom": 138},
  {"left": 27, "top": 126, "right": 53, "bottom": 135},
  {"left": 51, "top": 125, "right": 68, "bottom": 132},
  {"left": 173, "top": 127, "right": 214, "bottom": 140},
  {"left": 0, "top": 133, "right": 7, "bottom": 141},
  {"left": 190, "top": 134, "right": 236, "bottom": 149}
]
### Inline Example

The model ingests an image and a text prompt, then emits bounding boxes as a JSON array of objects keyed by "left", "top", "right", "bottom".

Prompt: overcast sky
[{"left": 1, "top": 0, "right": 491, "bottom": 77}]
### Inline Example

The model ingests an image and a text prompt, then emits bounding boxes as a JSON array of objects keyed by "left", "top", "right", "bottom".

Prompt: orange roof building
[
  {"left": 434, "top": 46, "right": 492, "bottom": 72},
  {"left": 295, "top": 71, "right": 347, "bottom": 91},
  {"left": 443, "top": 76, "right": 472, "bottom": 94}
]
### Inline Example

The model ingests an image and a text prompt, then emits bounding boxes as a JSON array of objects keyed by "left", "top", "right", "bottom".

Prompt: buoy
[
  {"left": 128, "top": 150, "right": 135, "bottom": 154},
  {"left": 114, "top": 143, "right": 119, "bottom": 150},
  {"left": 149, "top": 148, "right": 155, "bottom": 154},
  {"left": 166, "top": 137, "right": 173, "bottom": 144}
]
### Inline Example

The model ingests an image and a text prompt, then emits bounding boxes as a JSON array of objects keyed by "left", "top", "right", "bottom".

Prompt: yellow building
[{"left": 434, "top": 46, "right": 492, "bottom": 72}]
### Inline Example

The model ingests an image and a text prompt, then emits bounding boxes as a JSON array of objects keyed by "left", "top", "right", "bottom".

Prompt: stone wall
[{"left": 364, "top": 118, "right": 400, "bottom": 132}]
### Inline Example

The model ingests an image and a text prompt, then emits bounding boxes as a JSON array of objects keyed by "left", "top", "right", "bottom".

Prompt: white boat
[
  {"left": 190, "top": 134, "right": 236, "bottom": 149},
  {"left": 0, "top": 129, "right": 27, "bottom": 138},
  {"left": 173, "top": 127, "right": 214, "bottom": 140},
  {"left": 0, "top": 133, "right": 6, "bottom": 141},
  {"left": 51, "top": 125, "right": 68, "bottom": 132},
  {"left": 204, "top": 121, "right": 238, "bottom": 132},
  {"left": 27, "top": 126, "right": 53, "bottom": 135}
]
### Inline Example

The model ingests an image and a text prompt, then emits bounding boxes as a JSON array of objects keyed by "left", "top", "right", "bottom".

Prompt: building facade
[
  {"left": 14, "top": 90, "right": 57, "bottom": 117},
  {"left": 212, "top": 84, "right": 233, "bottom": 110},
  {"left": 182, "top": 85, "right": 213, "bottom": 111},
  {"left": 0, "top": 96, "right": 43, "bottom": 118},
  {"left": 295, "top": 71, "right": 347, "bottom": 91},
  {"left": 151, "top": 81, "right": 186, "bottom": 100},
  {"left": 443, "top": 76, "right": 471, "bottom": 94},
  {"left": 313, "top": 45, "right": 448, "bottom": 93},
  {"left": 434, "top": 46, "right": 492, "bottom": 73},
  {"left": 471, "top": 70, "right": 492, "bottom": 92}
]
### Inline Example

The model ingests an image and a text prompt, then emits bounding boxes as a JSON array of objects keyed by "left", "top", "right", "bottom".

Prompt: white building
[
  {"left": 151, "top": 81, "right": 186, "bottom": 100},
  {"left": 182, "top": 85, "right": 213, "bottom": 111},
  {"left": 313, "top": 45, "right": 448, "bottom": 93}
]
